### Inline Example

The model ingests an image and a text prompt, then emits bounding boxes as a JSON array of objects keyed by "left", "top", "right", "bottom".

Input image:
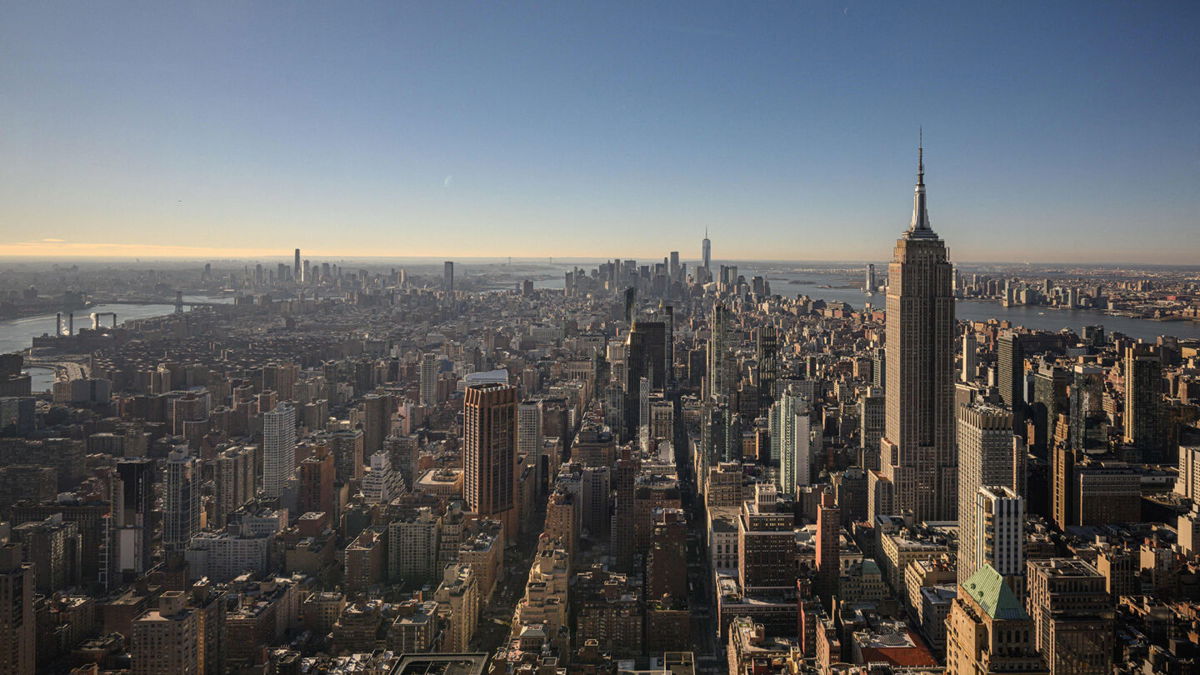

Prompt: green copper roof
[{"left": 962, "top": 564, "right": 1028, "bottom": 621}]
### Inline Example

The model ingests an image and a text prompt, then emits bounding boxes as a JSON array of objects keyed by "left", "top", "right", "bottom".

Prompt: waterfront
[
  {"left": 538, "top": 264, "right": 1200, "bottom": 342},
  {"left": 1, "top": 297, "right": 234, "bottom": 391}
]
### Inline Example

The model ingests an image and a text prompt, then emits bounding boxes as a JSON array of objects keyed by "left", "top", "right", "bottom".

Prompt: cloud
[
  {"left": 443, "top": 175, "right": 453, "bottom": 188},
  {"left": 41, "top": 238, "right": 66, "bottom": 242}
]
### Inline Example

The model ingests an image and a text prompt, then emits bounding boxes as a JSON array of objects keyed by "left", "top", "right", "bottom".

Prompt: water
[
  {"left": 540, "top": 264, "right": 1200, "bottom": 342},
  {"left": 0, "top": 296, "right": 233, "bottom": 355}
]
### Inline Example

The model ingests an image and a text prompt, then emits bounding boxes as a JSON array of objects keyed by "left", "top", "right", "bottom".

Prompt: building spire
[{"left": 908, "top": 128, "right": 934, "bottom": 237}]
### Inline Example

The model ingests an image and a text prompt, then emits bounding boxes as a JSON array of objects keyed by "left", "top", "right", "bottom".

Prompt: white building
[
  {"left": 363, "top": 451, "right": 404, "bottom": 504},
  {"left": 262, "top": 403, "right": 296, "bottom": 499}
]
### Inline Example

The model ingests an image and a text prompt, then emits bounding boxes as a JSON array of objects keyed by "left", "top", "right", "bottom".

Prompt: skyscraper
[
  {"left": 1124, "top": 343, "right": 1164, "bottom": 460},
  {"left": 262, "top": 402, "right": 296, "bottom": 499},
  {"left": 164, "top": 447, "right": 201, "bottom": 554},
  {"left": 707, "top": 303, "right": 733, "bottom": 401},
  {"left": 517, "top": 400, "right": 545, "bottom": 494},
  {"left": 972, "top": 486, "right": 1026, "bottom": 600},
  {"left": 0, "top": 544, "right": 35, "bottom": 675},
  {"left": 293, "top": 248, "right": 301, "bottom": 281},
  {"left": 443, "top": 261, "right": 454, "bottom": 293},
  {"left": 701, "top": 228, "right": 711, "bottom": 277},
  {"left": 419, "top": 353, "right": 438, "bottom": 406},
  {"left": 957, "top": 402, "right": 1021, "bottom": 586},
  {"left": 870, "top": 141, "right": 958, "bottom": 522},
  {"left": 814, "top": 491, "right": 840, "bottom": 608},
  {"left": 464, "top": 383, "right": 518, "bottom": 537}
]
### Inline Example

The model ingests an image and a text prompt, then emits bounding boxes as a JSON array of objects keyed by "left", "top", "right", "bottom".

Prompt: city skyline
[{"left": 2, "top": 3, "right": 1198, "bottom": 264}]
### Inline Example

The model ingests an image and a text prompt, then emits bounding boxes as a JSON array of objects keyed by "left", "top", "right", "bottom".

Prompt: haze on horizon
[{"left": 1, "top": 2, "right": 1197, "bottom": 264}]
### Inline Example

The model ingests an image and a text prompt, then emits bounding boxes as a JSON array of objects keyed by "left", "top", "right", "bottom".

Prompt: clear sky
[{"left": 1, "top": 2, "right": 1197, "bottom": 263}]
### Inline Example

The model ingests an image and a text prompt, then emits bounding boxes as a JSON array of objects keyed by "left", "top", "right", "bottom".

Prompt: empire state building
[{"left": 868, "top": 142, "right": 958, "bottom": 522}]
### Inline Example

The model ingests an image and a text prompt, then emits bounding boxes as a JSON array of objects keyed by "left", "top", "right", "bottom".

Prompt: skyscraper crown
[{"left": 907, "top": 131, "right": 937, "bottom": 239}]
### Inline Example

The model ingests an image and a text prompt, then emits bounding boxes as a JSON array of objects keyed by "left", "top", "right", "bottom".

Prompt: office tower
[
  {"left": 443, "top": 261, "right": 454, "bottom": 292},
  {"left": 756, "top": 325, "right": 778, "bottom": 406},
  {"left": 624, "top": 320, "right": 665, "bottom": 441},
  {"left": 1069, "top": 365, "right": 1106, "bottom": 453},
  {"left": 972, "top": 486, "right": 1026, "bottom": 600},
  {"left": 262, "top": 402, "right": 296, "bottom": 499},
  {"left": 815, "top": 491, "right": 840, "bottom": 607},
  {"left": 361, "top": 392, "right": 390, "bottom": 455},
  {"left": 116, "top": 458, "right": 154, "bottom": 573},
  {"left": 419, "top": 353, "right": 438, "bottom": 406},
  {"left": 463, "top": 383, "right": 518, "bottom": 537},
  {"left": 668, "top": 250, "right": 680, "bottom": 280},
  {"left": 293, "top": 248, "right": 300, "bottom": 280},
  {"left": 611, "top": 454, "right": 640, "bottom": 572},
  {"left": 945, "top": 564, "right": 1047, "bottom": 675},
  {"left": 1124, "top": 343, "right": 1164, "bottom": 459},
  {"left": 517, "top": 400, "right": 545, "bottom": 494},
  {"left": 297, "top": 446, "right": 335, "bottom": 515},
  {"left": 1026, "top": 559, "right": 1114, "bottom": 674},
  {"left": 164, "top": 447, "right": 201, "bottom": 553},
  {"left": 362, "top": 451, "right": 403, "bottom": 504},
  {"left": 1030, "top": 363, "right": 1069, "bottom": 457},
  {"left": 870, "top": 143, "right": 957, "bottom": 522},
  {"left": 858, "top": 387, "right": 885, "bottom": 471},
  {"left": 212, "top": 446, "right": 255, "bottom": 528},
  {"left": 1177, "top": 445, "right": 1200, "bottom": 500},
  {"left": 707, "top": 303, "right": 733, "bottom": 401},
  {"left": 131, "top": 591, "right": 199, "bottom": 675},
  {"left": 957, "top": 402, "right": 1022, "bottom": 586},
  {"left": 961, "top": 332, "right": 978, "bottom": 383},
  {"left": 702, "top": 228, "right": 711, "bottom": 275},
  {"left": 0, "top": 544, "right": 35, "bottom": 675},
  {"left": 738, "top": 484, "right": 794, "bottom": 591},
  {"left": 770, "top": 388, "right": 814, "bottom": 495},
  {"left": 865, "top": 263, "right": 876, "bottom": 292},
  {"left": 302, "top": 258, "right": 310, "bottom": 284},
  {"left": 999, "top": 332, "right": 1066, "bottom": 433}
]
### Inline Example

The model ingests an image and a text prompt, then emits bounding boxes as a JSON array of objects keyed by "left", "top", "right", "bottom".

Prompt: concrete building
[
  {"left": 131, "top": 592, "right": 199, "bottom": 675},
  {"left": 1026, "top": 558, "right": 1114, "bottom": 675},
  {"left": 463, "top": 383, "right": 518, "bottom": 537},
  {"left": 263, "top": 402, "right": 297, "bottom": 499},
  {"left": 945, "top": 564, "right": 1048, "bottom": 674}
]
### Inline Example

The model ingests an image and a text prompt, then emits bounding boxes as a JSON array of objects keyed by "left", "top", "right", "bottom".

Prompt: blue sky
[{"left": 1, "top": 2, "right": 1197, "bottom": 262}]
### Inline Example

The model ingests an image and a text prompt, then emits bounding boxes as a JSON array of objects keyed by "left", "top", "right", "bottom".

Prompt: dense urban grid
[{"left": 3, "top": 152, "right": 1200, "bottom": 675}]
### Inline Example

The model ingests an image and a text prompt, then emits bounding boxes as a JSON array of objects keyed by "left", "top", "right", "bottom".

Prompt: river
[
  {"left": 1, "top": 297, "right": 234, "bottom": 392},
  {"left": 536, "top": 264, "right": 1200, "bottom": 342}
]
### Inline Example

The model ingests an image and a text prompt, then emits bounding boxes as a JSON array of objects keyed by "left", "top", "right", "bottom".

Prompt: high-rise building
[
  {"left": 362, "top": 451, "right": 403, "bottom": 504},
  {"left": 1124, "top": 343, "right": 1165, "bottom": 460},
  {"left": 1069, "top": 365, "right": 1107, "bottom": 453},
  {"left": 858, "top": 387, "right": 885, "bottom": 471},
  {"left": 865, "top": 263, "right": 876, "bottom": 292},
  {"left": 738, "top": 484, "right": 794, "bottom": 591},
  {"left": 293, "top": 248, "right": 301, "bottom": 281},
  {"left": 0, "top": 544, "right": 35, "bottom": 675},
  {"left": 131, "top": 591, "right": 199, "bottom": 674},
  {"left": 624, "top": 320, "right": 665, "bottom": 441},
  {"left": 961, "top": 332, "right": 978, "bottom": 383},
  {"left": 517, "top": 400, "right": 545, "bottom": 493},
  {"left": 443, "top": 261, "right": 454, "bottom": 293},
  {"left": 164, "top": 447, "right": 201, "bottom": 554},
  {"left": 212, "top": 446, "right": 255, "bottom": 528},
  {"left": 361, "top": 393, "right": 391, "bottom": 456},
  {"left": 1026, "top": 559, "right": 1114, "bottom": 674},
  {"left": 814, "top": 491, "right": 840, "bottom": 607},
  {"left": 770, "top": 388, "right": 815, "bottom": 495},
  {"left": 419, "top": 353, "right": 439, "bottom": 406},
  {"left": 262, "top": 402, "right": 296, "bottom": 499},
  {"left": 957, "top": 402, "right": 1022, "bottom": 586},
  {"left": 945, "top": 564, "right": 1047, "bottom": 675},
  {"left": 463, "top": 383, "right": 518, "bottom": 537},
  {"left": 297, "top": 446, "right": 335, "bottom": 516},
  {"left": 756, "top": 325, "right": 778, "bottom": 406},
  {"left": 972, "top": 486, "right": 1026, "bottom": 600},
  {"left": 870, "top": 142, "right": 958, "bottom": 522},
  {"left": 707, "top": 303, "right": 733, "bottom": 401},
  {"left": 702, "top": 229, "right": 711, "bottom": 276}
]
